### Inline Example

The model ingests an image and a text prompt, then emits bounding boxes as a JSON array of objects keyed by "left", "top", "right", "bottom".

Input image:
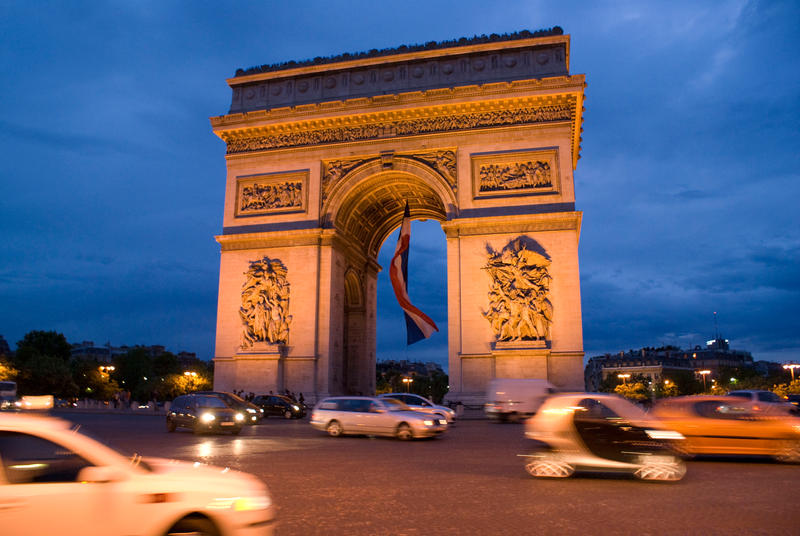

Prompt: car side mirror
[{"left": 77, "top": 466, "right": 127, "bottom": 484}]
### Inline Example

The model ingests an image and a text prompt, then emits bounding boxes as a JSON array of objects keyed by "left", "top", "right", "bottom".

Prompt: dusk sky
[{"left": 1, "top": 1, "right": 798, "bottom": 371}]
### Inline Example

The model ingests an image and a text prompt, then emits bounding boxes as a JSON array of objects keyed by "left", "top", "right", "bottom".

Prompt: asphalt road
[{"left": 56, "top": 411, "right": 799, "bottom": 536}]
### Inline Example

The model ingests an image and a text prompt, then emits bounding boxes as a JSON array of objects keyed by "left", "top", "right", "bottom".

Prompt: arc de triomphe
[{"left": 210, "top": 28, "right": 586, "bottom": 404}]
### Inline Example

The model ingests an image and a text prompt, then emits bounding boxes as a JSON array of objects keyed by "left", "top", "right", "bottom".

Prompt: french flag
[{"left": 389, "top": 202, "right": 439, "bottom": 345}]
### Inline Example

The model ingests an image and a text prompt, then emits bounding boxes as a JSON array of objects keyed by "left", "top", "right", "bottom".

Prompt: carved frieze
[
  {"left": 226, "top": 104, "right": 572, "bottom": 154},
  {"left": 472, "top": 148, "right": 559, "bottom": 199},
  {"left": 408, "top": 150, "right": 457, "bottom": 192},
  {"left": 482, "top": 237, "right": 553, "bottom": 342},
  {"left": 235, "top": 171, "right": 307, "bottom": 216},
  {"left": 240, "top": 257, "right": 292, "bottom": 347}
]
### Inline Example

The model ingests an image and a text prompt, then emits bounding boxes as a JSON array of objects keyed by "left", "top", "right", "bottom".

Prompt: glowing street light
[
  {"left": 617, "top": 373, "right": 631, "bottom": 384},
  {"left": 698, "top": 370, "right": 711, "bottom": 391},
  {"left": 783, "top": 364, "right": 800, "bottom": 381},
  {"left": 402, "top": 377, "right": 414, "bottom": 392}
]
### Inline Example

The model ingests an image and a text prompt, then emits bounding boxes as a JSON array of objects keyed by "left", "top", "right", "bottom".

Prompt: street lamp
[
  {"left": 783, "top": 364, "right": 800, "bottom": 381},
  {"left": 402, "top": 377, "right": 413, "bottom": 392},
  {"left": 617, "top": 373, "right": 630, "bottom": 384},
  {"left": 698, "top": 370, "right": 711, "bottom": 391}
]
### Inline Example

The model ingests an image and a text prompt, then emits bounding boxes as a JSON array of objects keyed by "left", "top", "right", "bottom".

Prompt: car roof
[{"left": 0, "top": 412, "right": 73, "bottom": 431}]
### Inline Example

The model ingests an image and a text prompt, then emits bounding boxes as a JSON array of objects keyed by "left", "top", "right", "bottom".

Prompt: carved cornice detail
[{"left": 224, "top": 101, "right": 573, "bottom": 154}]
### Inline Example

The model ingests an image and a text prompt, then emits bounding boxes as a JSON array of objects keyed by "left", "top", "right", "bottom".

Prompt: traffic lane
[{"left": 55, "top": 412, "right": 800, "bottom": 535}]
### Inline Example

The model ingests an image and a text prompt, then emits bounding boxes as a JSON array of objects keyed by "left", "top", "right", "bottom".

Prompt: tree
[
  {"left": 0, "top": 357, "right": 18, "bottom": 381},
  {"left": 113, "top": 347, "right": 154, "bottom": 402},
  {"left": 614, "top": 382, "right": 649, "bottom": 402},
  {"left": 72, "top": 359, "right": 119, "bottom": 400},
  {"left": 14, "top": 330, "right": 71, "bottom": 365},
  {"left": 15, "top": 353, "right": 77, "bottom": 397},
  {"left": 773, "top": 379, "right": 800, "bottom": 398}
]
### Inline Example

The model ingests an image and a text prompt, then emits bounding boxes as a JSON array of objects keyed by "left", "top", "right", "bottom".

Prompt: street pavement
[{"left": 56, "top": 411, "right": 800, "bottom": 535}]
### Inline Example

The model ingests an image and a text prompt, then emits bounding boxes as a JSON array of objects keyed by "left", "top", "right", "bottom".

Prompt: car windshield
[
  {"left": 196, "top": 396, "right": 228, "bottom": 409},
  {"left": 381, "top": 398, "right": 411, "bottom": 411}
]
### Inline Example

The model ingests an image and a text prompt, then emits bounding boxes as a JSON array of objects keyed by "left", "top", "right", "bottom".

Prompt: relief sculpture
[
  {"left": 240, "top": 257, "right": 292, "bottom": 347},
  {"left": 412, "top": 150, "right": 457, "bottom": 192},
  {"left": 479, "top": 160, "right": 551, "bottom": 192},
  {"left": 322, "top": 158, "right": 371, "bottom": 201},
  {"left": 239, "top": 181, "right": 303, "bottom": 213},
  {"left": 483, "top": 238, "right": 553, "bottom": 342}
]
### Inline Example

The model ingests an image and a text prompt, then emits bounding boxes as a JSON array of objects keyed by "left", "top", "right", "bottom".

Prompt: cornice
[
  {"left": 229, "top": 35, "right": 571, "bottom": 85},
  {"left": 441, "top": 211, "right": 582, "bottom": 238}
]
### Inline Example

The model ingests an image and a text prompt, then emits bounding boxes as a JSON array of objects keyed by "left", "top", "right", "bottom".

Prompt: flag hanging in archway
[{"left": 389, "top": 202, "right": 439, "bottom": 345}]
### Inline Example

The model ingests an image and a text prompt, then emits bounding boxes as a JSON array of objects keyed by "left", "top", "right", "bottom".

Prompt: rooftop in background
[{"left": 234, "top": 27, "right": 564, "bottom": 77}]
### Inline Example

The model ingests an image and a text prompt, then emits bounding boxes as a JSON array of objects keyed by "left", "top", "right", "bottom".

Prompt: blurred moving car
[
  {"left": 378, "top": 393, "right": 456, "bottom": 423},
  {"left": 0, "top": 396, "right": 19, "bottom": 411},
  {"left": 194, "top": 391, "right": 264, "bottom": 424},
  {"left": 252, "top": 394, "right": 305, "bottom": 419},
  {"left": 167, "top": 394, "right": 245, "bottom": 435},
  {"left": 485, "top": 378, "right": 557, "bottom": 422},
  {"left": 311, "top": 396, "right": 447, "bottom": 440},
  {"left": 726, "top": 390, "right": 795, "bottom": 412},
  {"left": 522, "top": 393, "right": 686, "bottom": 481},
  {"left": 0, "top": 413, "right": 275, "bottom": 536},
  {"left": 652, "top": 396, "right": 800, "bottom": 462}
]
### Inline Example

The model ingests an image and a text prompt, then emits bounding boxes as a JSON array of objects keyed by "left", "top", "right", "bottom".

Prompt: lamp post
[
  {"left": 698, "top": 370, "right": 711, "bottom": 391},
  {"left": 617, "top": 373, "right": 630, "bottom": 385},
  {"left": 783, "top": 364, "right": 800, "bottom": 381},
  {"left": 184, "top": 371, "right": 197, "bottom": 392},
  {"left": 402, "top": 377, "right": 413, "bottom": 392}
]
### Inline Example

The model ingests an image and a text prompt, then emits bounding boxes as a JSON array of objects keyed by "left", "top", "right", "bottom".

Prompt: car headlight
[
  {"left": 200, "top": 413, "right": 216, "bottom": 423},
  {"left": 438, "top": 419, "right": 447, "bottom": 425},
  {"left": 207, "top": 494, "right": 272, "bottom": 511},
  {"left": 423, "top": 419, "right": 434, "bottom": 426},
  {"left": 235, "top": 413, "right": 245, "bottom": 422},
  {"left": 292, "top": 405, "right": 300, "bottom": 411},
  {"left": 645, "top": 429, "right": 685, "bottom": 440},
  {"left": 246, "top": 408, "right": 256, "bottom": 414}
]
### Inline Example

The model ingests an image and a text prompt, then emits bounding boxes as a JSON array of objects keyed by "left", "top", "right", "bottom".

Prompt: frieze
[
  {"left": 235, "top": 171, "right": 308, "bottom": 216},
  {"left": 226, "top": 104, "right": 572, "bottom": 154},
  {"left": 322, "top": 158, "right": 374, "bottom": 201},
  {"left": 408, "top": 150, "right": 457, "bottom": 192},
  {"left": 483, "top": 237, "right": 553, "bottom": 342},
  {"left": 240, "top": 257, "right": 292, "bottom": 347},
  {"left": 472, "top": 148, "right": 559, "bottom": 199}
]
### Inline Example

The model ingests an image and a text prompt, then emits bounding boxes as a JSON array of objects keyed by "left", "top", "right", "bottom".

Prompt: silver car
[
  {"left": 378, "top": 393, "right": 456, "bottom": 423},
  {"left": 310, "top": 396, "right": 448, "bottom": 440}
]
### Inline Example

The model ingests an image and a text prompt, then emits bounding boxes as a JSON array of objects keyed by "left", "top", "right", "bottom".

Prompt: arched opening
[{"left": 323, "top": 160, "right": 455, "bottom": 396}]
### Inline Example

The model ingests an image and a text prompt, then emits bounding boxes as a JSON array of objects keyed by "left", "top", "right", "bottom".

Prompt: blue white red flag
[{"left": 389, "top": 202, "right": 439, "bottom": 345}]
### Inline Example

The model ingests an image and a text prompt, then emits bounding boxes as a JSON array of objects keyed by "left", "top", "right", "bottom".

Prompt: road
[{"left": 57, "top": 411, "right": 799, "bottom": 535}]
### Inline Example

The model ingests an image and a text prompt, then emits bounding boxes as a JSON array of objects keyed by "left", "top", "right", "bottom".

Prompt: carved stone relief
[
  {"left": 482, "top": 237, "right": 553, "bottom": 342},
  {"left": 472, "top": 148, "right": 559, "bottom": 198},
  {"left": 240, "top": 257, "right": 292, "bottom": 347},
  {"left": 227, "top": 104, "right": 572, "bottom": 154},
  {"left": 321, "top": 149, "right": 458, "bottom": 201},
  {"left": 236, "top": 171, "right": 307, "bottom": 216}
]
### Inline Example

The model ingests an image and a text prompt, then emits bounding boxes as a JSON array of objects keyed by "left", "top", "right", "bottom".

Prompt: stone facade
[{"left": 211, "top": 31, "right": 586, "bottom": 404}]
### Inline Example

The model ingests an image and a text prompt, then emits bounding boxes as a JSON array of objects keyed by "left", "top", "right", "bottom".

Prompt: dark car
[
  {"left": 193, "top": 390, "right": 264, "bottom": 424},
  {"left": 166, "top": 394, "right": 244, "bottom": 434},
  {"left": 253, "top": 394, "right": 306, "bottom": 419}
]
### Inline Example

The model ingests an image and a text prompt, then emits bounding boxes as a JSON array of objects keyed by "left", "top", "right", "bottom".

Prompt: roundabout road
[{"left": 57, "top": 411, "right": 800, "bottom": 535}]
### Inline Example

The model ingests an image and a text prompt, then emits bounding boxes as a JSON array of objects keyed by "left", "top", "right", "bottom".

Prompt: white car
[
  {"left": 378, "top": 393, "right": 456, "bottom": 423},
  {"left": 0, "top": 413, "right": 276, "bottom": 536},
  {"left": 311, "top": 396, "right": 448, "bottom": 440}
]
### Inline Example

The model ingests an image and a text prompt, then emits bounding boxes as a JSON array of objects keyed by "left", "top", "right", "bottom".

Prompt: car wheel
[
  {"left": 326, "top": 420, "right": 343, "bottom": 437},
  {"left": 166, "top": 418, "right": 176, "bottom": 433},
  {"left": 774, "top": 440, "right": 800, "bottom": 463},
  {"left": 166, "top": 516, "right": 220, "bottom": 536},
  {"left": 395, "top": 423, "right": 413, "bottom": 441},
  {"left": 284, "top": 409, "right": 293, "bottom": 419},
  {"left": 634, "top": 457, "right": 686, "bottom": 481},
  {"left": 524, "top": 455, "right": 574, "bottom": 478}
]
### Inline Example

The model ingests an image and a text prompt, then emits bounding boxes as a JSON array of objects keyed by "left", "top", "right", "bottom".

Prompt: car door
[
  {"left": 573, "top": 398, "right": 647, "bottom": 463},
  {"left": 0, "top": 431, "right": 103, "bottom": 536}
]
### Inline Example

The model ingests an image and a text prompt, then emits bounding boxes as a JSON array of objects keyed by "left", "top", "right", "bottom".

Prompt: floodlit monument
[{"left": 210, "top": 28, "right": 586, "bottom": 404}]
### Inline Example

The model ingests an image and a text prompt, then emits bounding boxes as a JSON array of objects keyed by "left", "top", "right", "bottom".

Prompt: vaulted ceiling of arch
[{"left": 335, "top": 173, "right": 445, "bottom": 257}]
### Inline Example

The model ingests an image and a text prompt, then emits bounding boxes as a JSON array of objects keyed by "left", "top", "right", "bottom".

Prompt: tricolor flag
[{"left": 389, "top": 202, "right": 439, "bottom": 345}]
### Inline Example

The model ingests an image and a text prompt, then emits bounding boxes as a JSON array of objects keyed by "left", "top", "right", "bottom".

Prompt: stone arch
[{"left": 322, "top": 156, "right": 457, "bottom": 257}]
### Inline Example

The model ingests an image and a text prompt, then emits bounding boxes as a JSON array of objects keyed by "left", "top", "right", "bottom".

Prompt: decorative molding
[
  {"left": 321, "top": 148, "right": 458, "bottom": 202},
  {"left": 482, "top": 237, "right": 553, "bottom": 343},
  {"left": 240, "top": 257, "right": 292, "bottom": 347},
  {"left": 224, "top": 101, "right": 573, "bottom": 154},
  {"left": 235, "top": 171, "right": 308, "bottom": 216},
  {"left": 471, "top": 148, "right": 559, "bottom": 199}
]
